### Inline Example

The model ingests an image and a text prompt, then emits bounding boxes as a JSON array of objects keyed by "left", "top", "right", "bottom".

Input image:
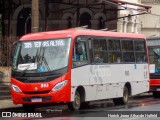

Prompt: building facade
[
  {"left": 141, "top": 0, "right": 160, "bottom": 38},
  {"left": 2, "top": 0, "right": 118, "bottom": 37},
  {"left": 0, "top": 0, "right": 149, "bottom": 38},
  {"left": 117, "top": 0, "right": 143, "bottom": 33}
]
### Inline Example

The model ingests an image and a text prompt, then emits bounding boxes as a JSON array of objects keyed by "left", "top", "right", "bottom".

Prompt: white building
[{"left": 141, "top": 0, "right": 160, "bottom": 38}]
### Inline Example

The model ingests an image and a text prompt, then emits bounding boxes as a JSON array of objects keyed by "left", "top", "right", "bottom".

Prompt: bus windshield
[
  {"left": 12, "top": 38, "right": 71, "bottom": 73},
  {"left": 149, "top": 47, "right": 160, "bottom": 73}
]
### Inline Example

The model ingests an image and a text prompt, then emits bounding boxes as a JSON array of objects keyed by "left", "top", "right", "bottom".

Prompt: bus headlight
[
  {"left": 11, "top": 84, "right": 22, "bottom": 93},
  {"left": 52, "top": 80, "right": 68, "bottom": 91}
]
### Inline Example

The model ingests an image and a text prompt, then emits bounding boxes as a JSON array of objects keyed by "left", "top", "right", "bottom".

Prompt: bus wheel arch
[
  {"left": 125, "top": 82, "right": 132, "bottom": 96},
  {"left": 76, "top": 86, "right": 86, "bottom": 103},
  {"left": 122, "top": 82, "right": 131, "bottom": 104},
  {"left": 113, "top": 82, "right": 131, "bottom": 105},
  {"left": 68, "top": 86, "right": 86, "bottom": 111}
]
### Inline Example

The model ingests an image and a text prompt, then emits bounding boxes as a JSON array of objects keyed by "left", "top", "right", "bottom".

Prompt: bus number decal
[
  {"left": 41, "top": 83, "right": 49, "bottom": 88},
  {"left": 24, "top": 42, "right": 32, "bottom": 48}
]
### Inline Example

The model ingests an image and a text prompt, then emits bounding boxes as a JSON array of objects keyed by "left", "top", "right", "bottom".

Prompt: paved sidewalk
[{"left": 0, "top": 99, "right": 22, "bottom": 109}]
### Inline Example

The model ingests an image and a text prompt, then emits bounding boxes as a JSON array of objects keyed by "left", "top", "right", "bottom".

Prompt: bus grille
[
  {"left": 23, "top": 90, "right": 51, "bottom": 94},
  {"left": 15, "top": 75, "right": 60, "bottom": 83}
]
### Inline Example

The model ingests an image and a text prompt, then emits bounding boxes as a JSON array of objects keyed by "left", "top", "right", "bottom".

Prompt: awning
[{"left": 110, "top": 0, "right": 152, "bottom": 10}]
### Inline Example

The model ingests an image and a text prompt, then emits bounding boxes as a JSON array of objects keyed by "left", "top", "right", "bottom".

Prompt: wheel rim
[
  {"left": 123, "top": 88, "right": 128, "bottom": 102},
  {"left": 73, "top": 93, "right": 80, "bottom": 110}
]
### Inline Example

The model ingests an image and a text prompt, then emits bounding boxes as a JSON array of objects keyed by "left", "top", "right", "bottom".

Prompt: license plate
[{"left": 31, "top": 98, "right": 42, "bottom": 102}]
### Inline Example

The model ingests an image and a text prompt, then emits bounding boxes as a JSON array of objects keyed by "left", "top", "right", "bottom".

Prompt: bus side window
[
  {"left": 134, "top": 40, "right": 147, "bottom": 63},
  {"left": 108, "top": 39, "right": 122, "bottom": 63},
  {"left": 91, "top": 38, "right": 108, "bottom": 63},
  {"left": 72, "top": 40, "right": 88, "bottom": 68},
  {"left": 122, "top": 40, "right": 135, "bottom": 63}
]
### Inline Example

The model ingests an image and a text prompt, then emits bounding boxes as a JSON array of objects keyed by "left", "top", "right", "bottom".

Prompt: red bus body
[
  {"left": 11, "top": 29, "right": 149, "bottom": 106},
  {"left": 150, "top": 79, "right": 160, "bottom": 91}
]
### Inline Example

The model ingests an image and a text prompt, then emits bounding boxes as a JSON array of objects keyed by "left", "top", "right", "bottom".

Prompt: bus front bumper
[
  {"left": 150, "top": 85, "right": 160, "bottom": 92},
  {"left": 11, "top": 89, "right": 69, "bottom": 105}
]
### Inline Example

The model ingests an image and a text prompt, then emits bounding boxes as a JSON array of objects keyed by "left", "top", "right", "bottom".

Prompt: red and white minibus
[
  {"left": 147, "top": 37, "right": 160, "bottom": 98},
  {"left": 11, "top": 28, "right": 149, "bottom": 111}
]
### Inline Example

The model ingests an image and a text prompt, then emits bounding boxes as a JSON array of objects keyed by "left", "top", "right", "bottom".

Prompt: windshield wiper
[
  {"left": 21, "top": 64, "right": 32, "bottom": 76},
  {"left": 35, "top": 46, "right": 51, "bottom": 72},
  {"left": 20, "top": 48, "right": 40, "bottom": 76},
  {"left": 21, "top": 43, "right": 51, "bottom": 75},
  {"left": 40, "top": 48, "right": 51, "bottom": 71}
]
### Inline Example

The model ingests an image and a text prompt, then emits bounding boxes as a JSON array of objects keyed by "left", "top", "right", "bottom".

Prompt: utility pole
[{"left": 32, "top": 0, "right": 39, "bottom": 33}]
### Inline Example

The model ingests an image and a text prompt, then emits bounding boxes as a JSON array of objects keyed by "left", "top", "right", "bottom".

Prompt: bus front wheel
[
  {"left": 68, "top": 91, "right": 81, "bottom": 111},
  {"left": 113, "top": 86, "right": 129, "bottom": 105}
]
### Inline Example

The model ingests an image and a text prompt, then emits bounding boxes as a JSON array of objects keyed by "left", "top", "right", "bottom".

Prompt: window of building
[
  {"left": 98, "top": 17, "right": 105, "bottom": 29},
  {"left": 79, "top": 12, "right": 91, "bottom": 29}
]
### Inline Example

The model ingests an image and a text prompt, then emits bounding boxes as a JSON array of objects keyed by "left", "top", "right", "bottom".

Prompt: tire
[
  {"left": 153, "top": 92, "right": 160, "bottom": 98},
  {"left": 23, "top": 104, "right": 35, "bottom": 112},
  {"left": 68, "top": 91, "right": 81, "bottom": 111},
  {"left": 113, "top": 86, "right": 129, "bottom": 105}
]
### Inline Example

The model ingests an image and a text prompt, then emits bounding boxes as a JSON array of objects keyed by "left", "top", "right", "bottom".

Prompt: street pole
[{"left": 32, "top": 0, "right": 39, "bottom": 33}]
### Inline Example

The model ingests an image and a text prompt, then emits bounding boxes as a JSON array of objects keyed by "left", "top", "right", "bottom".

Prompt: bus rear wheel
[
  {"left": 113, "top": 86, "right": 129, "bottom": 105},
  {"left": 68, "top": 91, "right": 81, "bottom": 111},
  {"left": 23, "top": 104, "right": 35, "bottom": 112}
]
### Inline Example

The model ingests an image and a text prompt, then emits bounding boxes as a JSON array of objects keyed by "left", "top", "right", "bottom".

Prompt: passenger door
[{"left": 71, "top": 36, "right": 89, "bottom": 86}]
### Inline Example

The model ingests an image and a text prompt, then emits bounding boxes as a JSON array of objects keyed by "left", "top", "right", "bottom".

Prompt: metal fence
[{"left": 0, "top": 36, "right": 19, "bottom": 66}]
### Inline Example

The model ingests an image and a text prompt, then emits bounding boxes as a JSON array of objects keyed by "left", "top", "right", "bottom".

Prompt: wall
[
  {"left": 141, "top": 0, "right": 160, "bottom": 38},
  {"left": 0, "top": 67, "right": 11, "bottom": 83},
  {"left": 117, "top": 0, "right": 142, "bottom": 33},
  {"left": 8, "top": 0, "right": 117, "bottom": 36}
]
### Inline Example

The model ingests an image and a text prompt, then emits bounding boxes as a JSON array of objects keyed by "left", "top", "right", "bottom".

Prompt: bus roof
[{"left": 20, "top": 28, "right": 146, "bottom": 41}]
